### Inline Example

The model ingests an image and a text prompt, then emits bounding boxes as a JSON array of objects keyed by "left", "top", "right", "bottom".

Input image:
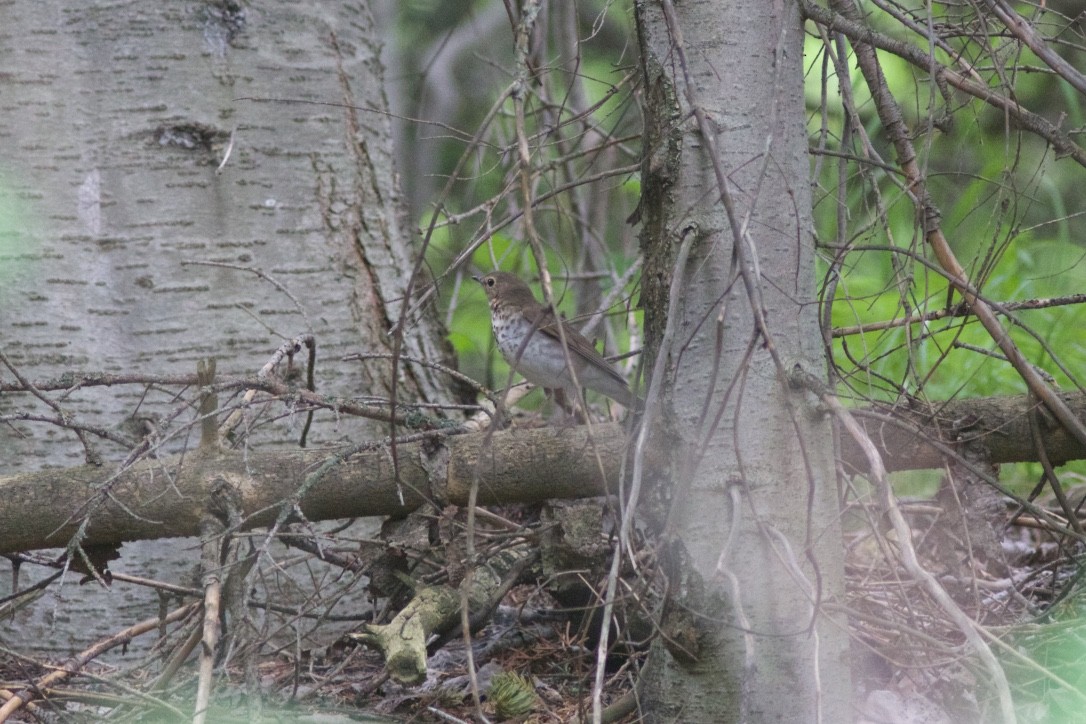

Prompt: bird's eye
[{"left": 486, "top": 277, "right": 495, "bottom": 287}]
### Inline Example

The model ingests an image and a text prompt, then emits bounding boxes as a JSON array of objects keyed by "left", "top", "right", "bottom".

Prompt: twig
[{"left": 0, "top": 603, "right": 198, "bottom": 720}]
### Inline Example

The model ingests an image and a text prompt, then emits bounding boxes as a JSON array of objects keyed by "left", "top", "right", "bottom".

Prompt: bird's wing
[{"left": 537, "top": 317, "right": 629, "bottom": 386}]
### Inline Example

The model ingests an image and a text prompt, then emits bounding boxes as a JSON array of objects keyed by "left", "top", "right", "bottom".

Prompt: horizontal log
[
  {"left": 2, "top": 390, "right": 1084, "bottom": 553},
  {"left": 836, "top": 391, "right": 1086, "bottom": 472},
  {"left": 0, "top": 425, "right": 630, "bottom": 554}
]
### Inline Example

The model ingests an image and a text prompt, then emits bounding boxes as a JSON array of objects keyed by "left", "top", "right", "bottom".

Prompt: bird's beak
[{"left": 471, "top": 275, "right": 483, "bottom": 284}]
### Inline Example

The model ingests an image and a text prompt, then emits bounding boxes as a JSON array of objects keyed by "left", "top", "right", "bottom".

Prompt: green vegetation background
[{"left": 398, "top": 5, "right": 1086, "bottom": 493}]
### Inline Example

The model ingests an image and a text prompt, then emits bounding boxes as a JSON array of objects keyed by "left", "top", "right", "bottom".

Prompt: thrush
[{"left": 475, "top": 271, "right": 641, "bottom": 409}]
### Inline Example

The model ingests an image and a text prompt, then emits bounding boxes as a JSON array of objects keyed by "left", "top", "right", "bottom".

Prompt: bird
[{"left": 474, "top": 271, "right": 641, "bottom": 410}]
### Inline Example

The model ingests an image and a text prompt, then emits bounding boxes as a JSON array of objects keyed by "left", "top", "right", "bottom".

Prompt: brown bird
[{"left": 475, "top": 271, "right": 640, "bottom": 409}]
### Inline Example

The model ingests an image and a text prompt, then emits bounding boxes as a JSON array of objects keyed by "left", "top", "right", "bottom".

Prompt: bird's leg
[{"left": 550, "top": 388, "right": 588, "bottom": 425}]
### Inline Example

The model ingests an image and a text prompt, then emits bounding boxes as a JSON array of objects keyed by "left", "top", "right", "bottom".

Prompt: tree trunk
[
  {"left": 0, "top": 2, "right": 453, "bottom": 470},
  {"left": 634, "top": 1, "right": 852, "bottom": 720},
  {"left": 0, "top": 1, "right": 457, "bottom": 657}
]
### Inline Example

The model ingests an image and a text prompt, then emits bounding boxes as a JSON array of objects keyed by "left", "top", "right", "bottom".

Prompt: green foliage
[
  {"left": 488, "top": 670, "right": 538, "bottom": 718},
  {"left": 805, "top": 8, "right": 1086, "bottom": 498},
  {"left": 822, "top": 234, "right": 1086, "bottom": 402},
  {"left": 1002, "top": 579, "right": 1086, "bottom": 722}
]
